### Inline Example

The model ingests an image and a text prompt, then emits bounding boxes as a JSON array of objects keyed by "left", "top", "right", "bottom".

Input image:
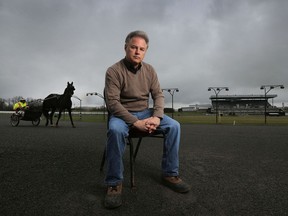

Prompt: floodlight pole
[
  {"left": 260, "top": 85, "right": 284, "bottom": 124},
  {"left": 208, "top": 87, "right": 229, "bottom": 124},
  {"left": 86, "top": 92, "right": 106, "bottom": 120},
  {"left": 162, "top": 88, "right": 179, "bottom": 119},
  {"left": 72, "top": 95, "right": 82, "bottom": 120}
]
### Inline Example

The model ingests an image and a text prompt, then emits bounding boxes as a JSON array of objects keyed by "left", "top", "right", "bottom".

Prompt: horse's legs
[
  {"left": 50, "top": 108, "right": 56, "bottom": 126},
  {"left": 55, "top": 109, "right": 63, "bottom": 127},
  {"left": 67, "top": 108, "right": 75, "bottom": 128},
  {"left": 42, "top": 108, "right": 49, "bottom": 126}
]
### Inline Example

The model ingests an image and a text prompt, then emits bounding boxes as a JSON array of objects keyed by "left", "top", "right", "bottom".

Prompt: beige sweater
[{"left": 105, "top": 59, "right": 164, "bottom": 124}]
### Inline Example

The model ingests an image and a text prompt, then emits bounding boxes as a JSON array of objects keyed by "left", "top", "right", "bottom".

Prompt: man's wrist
[{"left": 153, "top": 116, "right": 162, "bottom": 120}]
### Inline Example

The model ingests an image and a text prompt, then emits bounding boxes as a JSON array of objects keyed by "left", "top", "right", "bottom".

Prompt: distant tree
[
  {"left": 164, "top": 107, "right": 174, "bottom": 113},
  {"left": 11, "top": 96, "right": 24, "bottom": 104},
  {"left": 0, "top": 98, "right": 4, "bottom": 110},
  {"left": 0, "top": 96, "right": 37, "bottom": 111}
]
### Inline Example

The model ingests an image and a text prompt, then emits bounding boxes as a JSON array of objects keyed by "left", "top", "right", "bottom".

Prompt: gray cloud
[{"left": 1, "top": 0, "right": 287, "bottom": 108}]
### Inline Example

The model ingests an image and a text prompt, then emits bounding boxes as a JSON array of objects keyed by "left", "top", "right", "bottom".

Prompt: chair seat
[{"left": 128, "top": 127, "right": 165, "bottom": 138}]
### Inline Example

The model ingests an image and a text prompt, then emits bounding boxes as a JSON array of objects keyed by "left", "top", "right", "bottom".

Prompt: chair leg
[
  {"left": 101, "top": 137, "right": 136, "bottom": 188},
  {"left": 133, "top": 137, "right": 143, "bottom": 162},
  {"left": 128, "top": 137, "right": 135, "bottom": 188},
  {"left": 100, "top": 147, "right": 106, "bottom": 172}
]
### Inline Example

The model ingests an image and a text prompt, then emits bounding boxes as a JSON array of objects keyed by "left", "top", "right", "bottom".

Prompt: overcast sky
[{"left": 1, "top": 0, "right": 288, "bottom": 108}]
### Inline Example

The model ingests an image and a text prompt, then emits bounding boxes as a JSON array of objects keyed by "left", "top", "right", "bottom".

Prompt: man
[
  {"left": 13, "top": 98, "right": 29, "bottom": 117},
  {"left": 104, "top": 30, "right": 190, "bottom": 209}
]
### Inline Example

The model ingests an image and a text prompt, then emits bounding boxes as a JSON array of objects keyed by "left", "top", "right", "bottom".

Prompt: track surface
[{"left": 1, "top": 116, "right": 288, "bottom": 215}]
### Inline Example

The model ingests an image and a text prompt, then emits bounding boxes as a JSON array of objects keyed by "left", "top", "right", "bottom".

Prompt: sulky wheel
[
  {"left": 32, "top": 118, "right": 41, "bottom": 126},
  {"left": 10, "top": 114, "right": 20, "bottom": 127}
]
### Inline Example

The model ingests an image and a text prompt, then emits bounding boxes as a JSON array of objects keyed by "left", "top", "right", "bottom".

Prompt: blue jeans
[{"left": 105, "top": 109, "right": 180, "bottom": 186}]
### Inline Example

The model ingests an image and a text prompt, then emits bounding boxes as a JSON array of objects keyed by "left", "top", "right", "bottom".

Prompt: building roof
[{"left": 209, "top": 94, "right": 277, "bottom": 100}]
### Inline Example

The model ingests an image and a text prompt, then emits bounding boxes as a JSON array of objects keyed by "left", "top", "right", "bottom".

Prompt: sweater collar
[{"left": 123, "top": 58, "right": 142, "bottom": 73}]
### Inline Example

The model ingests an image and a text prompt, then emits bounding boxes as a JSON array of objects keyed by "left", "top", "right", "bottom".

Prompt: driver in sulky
[{"left": 13, "top": 98, "right": 29, "bottom": 117}]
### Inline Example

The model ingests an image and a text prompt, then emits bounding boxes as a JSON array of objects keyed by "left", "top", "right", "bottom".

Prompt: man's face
[{"left": 125, "top": 36, "right": 148, "bottom": 65}]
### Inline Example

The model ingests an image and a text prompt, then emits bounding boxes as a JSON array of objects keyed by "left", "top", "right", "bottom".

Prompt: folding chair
[{"left": 100, "top": 120, "right": 166, "bottom": 188}]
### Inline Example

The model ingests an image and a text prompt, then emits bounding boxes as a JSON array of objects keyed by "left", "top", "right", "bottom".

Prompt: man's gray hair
[{"left": 125, "top": 30, "right": 149, "bottom": 45}]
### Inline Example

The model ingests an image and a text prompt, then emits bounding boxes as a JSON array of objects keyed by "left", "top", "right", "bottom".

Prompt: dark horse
[{"left": 42, "top": 82, "right": 76, "bottom": 127}]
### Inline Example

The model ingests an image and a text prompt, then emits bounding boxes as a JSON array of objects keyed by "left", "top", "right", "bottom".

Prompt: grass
[
  {"left": 2, "top": 112, "right": 288, "bottom": 126},
  {"left": 67, "top": 112, "right": 288, "bottom": 126},
  {"left": 174, "top": 114, "right": 288, "bottom": 125}
]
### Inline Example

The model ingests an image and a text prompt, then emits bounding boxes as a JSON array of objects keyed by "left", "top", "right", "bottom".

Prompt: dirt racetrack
[{"left": 1, "top": 116, "right": 288, "bottom": 216}]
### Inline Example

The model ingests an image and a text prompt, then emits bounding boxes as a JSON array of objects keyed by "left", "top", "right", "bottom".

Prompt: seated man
[
  {"left": 13, "top": 98, "right": 29, "bottom": 117},
  {"left": 104, "top": 30, "right": 191, "bottom": 209}
]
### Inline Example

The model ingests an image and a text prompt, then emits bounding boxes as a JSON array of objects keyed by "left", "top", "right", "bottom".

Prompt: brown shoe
[
  {"left": 162, "top": 176, "right": 191, "bottom": 193},
  {"left": 104, "top": 183, "right": 122, "bottom": 209}
]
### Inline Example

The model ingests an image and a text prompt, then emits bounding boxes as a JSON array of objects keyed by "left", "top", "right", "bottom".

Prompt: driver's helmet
[{"left": 20, "top": 98, "right": 26, "bottom": 102}]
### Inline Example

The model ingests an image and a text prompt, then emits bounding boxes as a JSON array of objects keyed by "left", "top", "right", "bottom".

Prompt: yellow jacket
[{"left": 13, "top": 101, "right": 28, "bottom": 110}]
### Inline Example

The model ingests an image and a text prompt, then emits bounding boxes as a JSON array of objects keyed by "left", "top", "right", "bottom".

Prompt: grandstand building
[
  {"left": 178, "top": 104, "right": 211, "bottom": 112},
  {"left": 208, "top": 94, "right": 285, "bottom": 115}
]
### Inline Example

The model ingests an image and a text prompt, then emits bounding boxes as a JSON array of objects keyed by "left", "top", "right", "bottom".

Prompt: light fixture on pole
[
  {"left": 260, "top": 85, "right": 284, "bottom": 124},
  {"left": 72, "top": 95, "right": 82, "bottom": 120},
  {"left": 162, "top": 88, "right": 179, "bottom": 119},
  {"left": 208, "top": 87, "right": 229, "bottom": 124},
  {"left": 86, "top": 92, "right": 106, "bottom": 120}
]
